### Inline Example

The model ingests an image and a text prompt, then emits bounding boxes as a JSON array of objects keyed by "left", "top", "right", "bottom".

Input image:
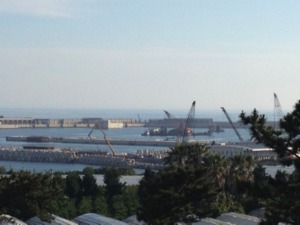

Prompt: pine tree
[{"left": 240, "top": 100, "right": 300, "bottom": 224}]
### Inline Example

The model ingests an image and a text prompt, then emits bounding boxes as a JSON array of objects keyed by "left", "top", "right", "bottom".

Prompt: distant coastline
[{"left": 0, "top": 107, "right": 274, "bottom": 121}]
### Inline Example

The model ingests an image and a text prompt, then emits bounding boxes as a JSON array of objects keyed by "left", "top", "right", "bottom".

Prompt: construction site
[{"left": 0, "top": 93, "right": 284, "bottom": 169}]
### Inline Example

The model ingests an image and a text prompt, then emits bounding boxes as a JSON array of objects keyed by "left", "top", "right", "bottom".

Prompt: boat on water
[
  {"left": 142, "top": 124, "right": 212, "bottom": 137},
  {"left": 209, "top": 125, "right": 225, "bottom": 133},
  {"left": 192, "top": 130, "right": 212, "bottom": 136},
  {"left": 142, "top": 126, "right": 168, "bottom": 136}
]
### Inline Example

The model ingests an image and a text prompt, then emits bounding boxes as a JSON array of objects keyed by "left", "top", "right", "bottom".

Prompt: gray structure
[
  {"left": 122, "top": 215, "right": 146, "bottom": 225},
  {"left": 175, "top": 212, "right": 260, "bottom": 225},
  {"left": 0, "top": 117, "right": 102, "bottom": 129},
  {"left": 0, "top": 215, "right": 27, "bottom": 225},
  {"left": 27, "top": 215, "right": 76, "bottom": 225},
  {"left": 210, "top": 141, "right": 277, "bottom": 161},
  {"left": 216, "top": 212, "right": 260, "bottom": 225},
  {"left": 146, "top": 118, "right": 214, "bottom": 128},
  {"left": 73, "top": 213, "right": 128, "bottom": 225}
]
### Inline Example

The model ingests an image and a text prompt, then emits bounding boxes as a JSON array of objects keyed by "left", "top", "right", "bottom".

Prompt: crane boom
[
  {"left": 88, "top": 122, "right": 116, "bottom": 156},
  {"left": 220, "top": 107, "right": 243, "bottom": 142},
  {"left": 274, "top": 93, "right": 283, "bottom": 130},
  {"left": 182, "top": 101, "right": 196, "bottom": 144},
  {"left": 163, "top": 110, "right": 176, "bottom": 119}
]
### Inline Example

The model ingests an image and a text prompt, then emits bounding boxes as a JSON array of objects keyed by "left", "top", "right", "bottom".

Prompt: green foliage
[
  {"left": 77, "top": 196, "right": 92, "bottom": 215},
  {"left": 122, "top": 189, "right": 139, "bottom": 217},
  {"left": 110, "top": 195, "right": 128, "bottom": 219},
  {"left": 104, "top": 167, "right": 126, "bottom": 199},
  {"left": 211, "top": 192, "right": 244, "bottom": 216},
  {"left": 65, "top": 172, "right": 82, "bottom": 199},
  {"left": 164, "top": 142, "right": 210, "bottom": 167},
  {"left": 0, "top": 165, "right": 140, "bottom": 222},
  {"left": 204, "top": 153, "right": 230, "bottom": 190},
  {"left": 82, "top": 172, "right": 97, "bottom": 196},
  {"left": 83, "top": 167, "right": 94, "bottom": 175},
  {"left": 93, "top": 196, "right": 108, "bottom": 215},
  {"left": 137, "top": 142, "right": 268, "bottom": 224},
  {"left": 240, "top": 100, "right": 300, "bottom": 224},
  {"left": 93, "top": 167, "right": 136, "bottom": 175},
  {"left": 0, "top": 171, "right": 65, "bottom": 221},
  {"left": 226, "top": 155, "right": 255, "bottom": 197},
  {"left": 240, "top": 101, "right": 300, "bottom": 160},
  {"left": 253, "top": 165, "right": 268, "bottom": 183},
  {"left": 138, "top": 143, "right": 220, "bottom": 224},
  {"left": 52, "top": 198, "right": 76, "bottom": 220},
  {"left": 251, "top": 165, "right": 273, "bottom": 204},
  {"left": 0, "top": 166, "right": 6, "bottom": 174}
]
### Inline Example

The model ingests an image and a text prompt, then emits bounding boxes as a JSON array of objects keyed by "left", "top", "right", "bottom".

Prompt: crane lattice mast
[
  {"left": 273, "top": 93, "right": 283, "bottom": 130},
  {"left": 88, "top": 121, "right": 116, "bottom": 156},
  {"left": 221, "top": 107, "right": 243, "bottom": 142},
  {"left": 182, "top": 101, "right": 196, "bottom": 144},
  {"left": 163, "top": 110, "right": 176, "bottom": 119}
]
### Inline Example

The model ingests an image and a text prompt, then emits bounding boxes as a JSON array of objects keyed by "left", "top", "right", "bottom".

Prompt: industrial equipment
[
  {"left": 220, "top": 107, "right": 243, "bottom": 142},
  {"left": 88, "top": 121, "right": 116, "bottom": 156},
  {"left": 163, "top": 110, "right": 176, "bottom": 119},
  {"left": 273, "top": 93, "right": 283, "bottom": 130},
  {"left": 182, "top": 101, "right": 196, "bottom": 144}
]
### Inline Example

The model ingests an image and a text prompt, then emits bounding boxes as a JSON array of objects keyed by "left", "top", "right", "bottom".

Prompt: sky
[{"left": 0, "top": 0, "right": 299, "bottom": 113}]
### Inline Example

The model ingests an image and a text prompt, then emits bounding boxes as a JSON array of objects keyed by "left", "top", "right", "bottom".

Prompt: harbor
[
  {"left": 0, "top": 141, "right": 277, "bottom": 170},
  {"left": 0, "top": 115, "right": 247, "bottom": 129},
  {"left": 0, "top": 146, "right": 168, "bottom": 169},
  {"left": 0, "top": 127, "right": 278, "bottom": 170},
  {"left": 0, "top": 107, "right": 278, "bottom": 171}
]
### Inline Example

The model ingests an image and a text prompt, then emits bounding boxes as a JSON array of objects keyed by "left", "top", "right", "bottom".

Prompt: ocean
[
  {"left": 0, "top": 108, "right": 283, "bottom": 174},
  {"left": 0, "top": 107, "right": 274, "bottom": 121}
]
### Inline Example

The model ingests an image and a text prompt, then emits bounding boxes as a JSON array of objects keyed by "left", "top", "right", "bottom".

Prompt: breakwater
[
  {"left": 0, "top": 116, "right": 249, "bottom": 129},
  {"left": 6, "top": 136, "right": 177, "bottom": 147},
  {"left": 0, "top": 146, "right": 166, "bottom": 169},
  {"left": 0, "top": 117, "right": 145, "bottom": 129}
]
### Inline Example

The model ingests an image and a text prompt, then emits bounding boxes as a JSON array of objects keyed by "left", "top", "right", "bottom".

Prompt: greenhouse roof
[{"left": 73, "top": 213, "right": 128, "bottom": 225}]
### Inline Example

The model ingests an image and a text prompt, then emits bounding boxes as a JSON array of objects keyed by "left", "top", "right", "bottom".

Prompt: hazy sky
[{"left": 0, "top": 0, "right": 299, "bottom": 112}]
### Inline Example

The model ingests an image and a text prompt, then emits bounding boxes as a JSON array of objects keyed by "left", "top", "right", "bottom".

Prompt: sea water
[
  {"left": 0, "top": 107, "right": 274, "bottom": 121},
  {"left": 0, "top": 108, "right": 279, "bottom": 173}
]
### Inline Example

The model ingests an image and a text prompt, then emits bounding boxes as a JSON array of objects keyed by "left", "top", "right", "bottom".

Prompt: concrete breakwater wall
[
  {"left": 0, "top": 147, "right": 132, "bottom": 167},
  {"left": 0, "top": 147, "right": 167, "bottom": 169},
  {"left": 6, "top": 136, "right": 177, "bottom": 147},
  {"left": 0, "top": 116, "right": 277, "bottom": 129},
  {"left": 0, "top": 117, "right": 144, "bottom": 129}
]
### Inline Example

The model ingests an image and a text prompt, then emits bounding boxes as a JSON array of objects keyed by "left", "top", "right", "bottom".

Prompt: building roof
[
  {"left": 122, "top": 215, "right": 146, "bottom": 225},
  {"left": 89, "top": 175, "right": 143, "bottom": 186},
  {"left": 26, "top": 215, "right": 76, "bottom": 225},
  {"left": 212, "top": 141, "right": 273, "bottom": 152},
  {"left": 191, "top": 217, "right": 231, "bottom": 224},
  {"left": 73, "top": 213, "right": 128, "bottom": 225},
  {"left": 0, "top": 215, "right": 27, "bottom": 225},
  {"left": 216, "top": 212, "right": 260, "bottom": 225},
  {"left": 181, "top": 212, "right": 260, "bottom": 225}
]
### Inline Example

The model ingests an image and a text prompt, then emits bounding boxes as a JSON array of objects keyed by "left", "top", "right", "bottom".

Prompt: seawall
[{"left": 6, "top": 136, "right": 177, "bottom": 147}]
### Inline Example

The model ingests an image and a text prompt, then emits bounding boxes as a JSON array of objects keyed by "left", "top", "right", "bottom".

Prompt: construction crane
[
  {"left": 182, "top": 101, "right": 196, "bottom": 144},
  {"left": 163, "top": 110, "right": 176, "bottom": 119},
  {"left": 220, "top": 107, "right": 243, "bottom": 142},
  {"left": 88, "top": 121, "right": 116, "bottom": 156},
  {"left": 274, "top": 93, "right": 283, "bottom": 130},
  {"left": 137, "top": 114, "right": 141, "bottom": 123}
]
